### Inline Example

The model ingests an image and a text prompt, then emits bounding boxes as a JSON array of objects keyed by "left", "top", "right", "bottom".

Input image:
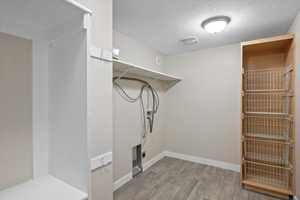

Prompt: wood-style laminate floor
[{"left": 114, "top": 157, "right": 280, "bottom": 200}]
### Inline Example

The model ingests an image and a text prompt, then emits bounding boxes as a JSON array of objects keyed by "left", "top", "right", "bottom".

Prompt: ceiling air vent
[{"left": 180, "top": 36, "right": 199, "bottom": 46}]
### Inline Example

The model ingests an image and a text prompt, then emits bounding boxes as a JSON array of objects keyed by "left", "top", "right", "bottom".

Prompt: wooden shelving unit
[
  {"left": 241, "top": 34, "right": 295, "bottom": 199},
  {"left": 113, "top": 59, "right": 182, "bottom": 84}
]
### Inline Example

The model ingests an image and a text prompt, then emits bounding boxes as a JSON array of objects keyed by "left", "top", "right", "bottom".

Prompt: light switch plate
[{"left": 90, "top": 46, "right": 102, "bottom": 59}]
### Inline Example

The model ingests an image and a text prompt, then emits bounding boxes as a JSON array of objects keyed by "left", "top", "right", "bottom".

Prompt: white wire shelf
[
  {"left": 245, "top": 89, "right": 287, "bottom": 92},
  {"left": 243, "top": 115, "right": 291, "bottom": 140},
  {"left": 245, "top": 112, "right": 289, "bottom": 116},
  {"left": 243, "top": 161, "right": 292, "bottom": 191},
  {"left": 245, "top": 152, "right": 287, "bottom": 165},
  {"left": 113, "top": 59, "right": 182, "bottom": 83},
  {"left": 245, "top": 133, "right": 287, "bottom": 140},
  {"left": 243, "top": 139, "right": 290, "bottom": 166},
  {"left": 243, "top": 66, "right": 293, "bottom": 92},
  {"left": 243, "top": 92, "right": 292, "bottom": 115}
]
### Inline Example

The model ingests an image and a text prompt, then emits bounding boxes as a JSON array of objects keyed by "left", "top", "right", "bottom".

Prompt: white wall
[
  {"left": 288, "top": 11, "right": 300, "bottom": 198},
  {"left": 0, "top": 32, "right": 33, "bottom": 190},
  {"left": 113, "top": 78, "right": 166, "bottom": 180},
  {"left": 48, "top": 27, "right": 89, "bottom": 192},
  {"left": 32, "top": 39, "right": 49, "bottom": 179},
  {"left": 164, "top": 44, "right": 241, "bottom": 165},
  {"left": 75, "top": 0, "right": 114, "bottom": 199},
  {"left": 113, "top": 31, "right": 167, "bottom": 181},
  {"left": 113, "top": 11, "right": 299, "bottom": 198},
  {"left": 113, "top": 31, "right": 164, "bottom": 72}
]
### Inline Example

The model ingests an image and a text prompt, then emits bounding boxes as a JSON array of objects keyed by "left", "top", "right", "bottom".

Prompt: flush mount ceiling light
[{"left": 201, "top": 16, "right": 231, "bottom": 34}]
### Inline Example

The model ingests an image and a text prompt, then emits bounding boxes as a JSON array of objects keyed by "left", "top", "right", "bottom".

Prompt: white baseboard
[
  {"left": 113, "top": 172, "right": 132, "bottom": 191},
  {"left": 143, "top": 152, "right": 165, "bottom": 171},
  {"left": 114, "top": 151, "right": 240, "bottom": 191},
  {"left": 163, "top": 151, "right": 240, "bottom": 172}
]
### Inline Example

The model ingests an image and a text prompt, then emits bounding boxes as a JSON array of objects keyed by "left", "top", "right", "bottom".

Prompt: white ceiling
[{"left": 113, "top": 0, "right": 300, "bottom": 55}]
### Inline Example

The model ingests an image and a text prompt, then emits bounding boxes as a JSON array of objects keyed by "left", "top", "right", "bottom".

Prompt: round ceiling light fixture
[{"left": 201, "top": 16, "right": 231, "bottom": 34}]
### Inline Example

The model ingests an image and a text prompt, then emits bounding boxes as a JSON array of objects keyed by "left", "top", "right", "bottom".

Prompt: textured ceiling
[{"left": 113, "top": 0, "right": 300, "bottom": 55}]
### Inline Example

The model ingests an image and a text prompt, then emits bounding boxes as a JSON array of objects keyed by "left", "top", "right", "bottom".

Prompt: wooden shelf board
[
  {"left": 113, "top": 59, "right": 182, "bottom": 82},
  {"left": 243, "top": 179, "right": 293, "bottom": 196},
  {"left": 241, "top": 34, "right": 294, "bottom": 56},
  {"left": 245, "top": 89, "right": 287, "bottom": 92},
  {"left": 245, "top": 133, "right": 287, "bottom": 140},
  {"left": 245, "top": 112, "right": 289, "bottom": 116},
  {"left": 241, "top": 34, "right": 294, "bottom": 47}
]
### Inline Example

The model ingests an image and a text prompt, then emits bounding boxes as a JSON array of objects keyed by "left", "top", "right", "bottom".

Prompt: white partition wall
[
  {"left": 0, "top": 0, "right": 91, "bottom": 199},
  {"left": 48, "top": 19, "right": 89, "bottom": 193},
  {"left": 32, "top": 38, "right": 50, "bottom": 179}
]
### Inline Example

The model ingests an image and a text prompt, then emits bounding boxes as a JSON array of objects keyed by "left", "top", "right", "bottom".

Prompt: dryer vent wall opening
[{"left": 132, "top": 144, "right": 143, "bottom": 177}]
